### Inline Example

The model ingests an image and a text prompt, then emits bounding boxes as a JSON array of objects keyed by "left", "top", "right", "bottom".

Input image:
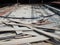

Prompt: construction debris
[{"left": 0, "top": 4, "right": 60, "bottom": 45}]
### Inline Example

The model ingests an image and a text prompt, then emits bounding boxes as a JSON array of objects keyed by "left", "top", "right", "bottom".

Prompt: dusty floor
[{"left": 0, "top": 5, "right": 16, "bottom": 16}]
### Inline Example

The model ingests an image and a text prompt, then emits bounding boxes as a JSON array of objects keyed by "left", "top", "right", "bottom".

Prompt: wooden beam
[{"left": 24, "top": 24, "right": 60, "bottom": 40}]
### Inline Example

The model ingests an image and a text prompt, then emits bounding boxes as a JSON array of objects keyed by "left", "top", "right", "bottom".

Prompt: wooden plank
[
  {"left": 0, "top": 30, "right": 48, "bottom": 45},
  {"left": 1, "top": 22, "right": 60, "bottom": 40},
  {"left": 32, "top": 24, "right": 60, "bottom": 31},
  {"left": 25, "top": 25, "right": 60, "bottom": 40}
]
